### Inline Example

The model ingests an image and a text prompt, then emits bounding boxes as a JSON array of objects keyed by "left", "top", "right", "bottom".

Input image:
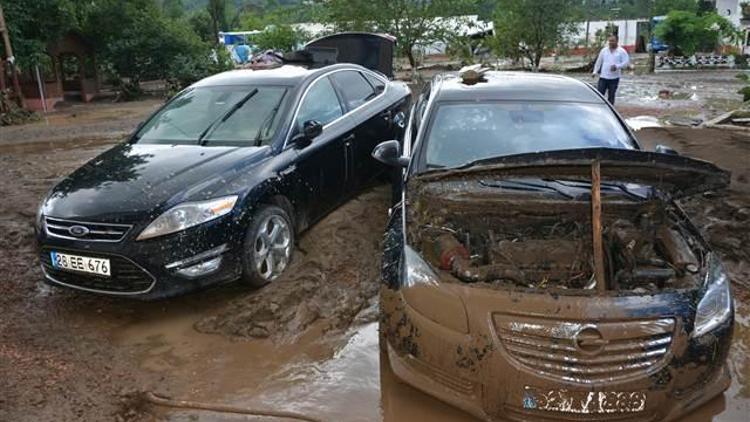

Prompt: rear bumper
[
  {"left": 381, "top": 286, "right": 733, "bottom": 421},
  {"left": 36, "top": 217, "right": 244, "bottom": 299}
]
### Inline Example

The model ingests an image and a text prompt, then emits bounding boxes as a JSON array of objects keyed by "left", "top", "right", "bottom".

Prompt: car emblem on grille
[
  {"left": 573, "top": 325, "right": 608, "bottom": 355},
  {"left": 68, "top": 225, "right": 90, "bottom": 237}
]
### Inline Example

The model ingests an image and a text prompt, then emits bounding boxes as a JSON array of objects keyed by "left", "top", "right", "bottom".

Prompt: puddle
[
  {"left": 161, "top": 322, "right": 477, "bottom": 422},
  {"left": 109, "top": 295, "right": 338, "bottom": 402},
  {"left": 150, "top": 300, "right": 750, "bottom": 422}
]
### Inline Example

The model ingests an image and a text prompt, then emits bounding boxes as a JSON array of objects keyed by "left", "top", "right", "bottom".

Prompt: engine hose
[{"left": 144, "top": 391, "right": 323, "bottom": 422}]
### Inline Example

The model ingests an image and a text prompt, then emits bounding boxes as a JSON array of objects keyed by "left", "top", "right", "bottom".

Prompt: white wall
[
  {"left": 716, "top": 0, "right": 741, "bottom": 27},
  {"left": 572, "top": 19, "right": 648, "bottom": 49}
]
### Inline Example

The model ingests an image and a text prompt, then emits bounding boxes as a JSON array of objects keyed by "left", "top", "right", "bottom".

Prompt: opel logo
[
  {"left": 573, "top": 325, "right": 608, "bottom": 355},
  {"left": 68, "top": 225, "right": 90, "bottom": 237}
]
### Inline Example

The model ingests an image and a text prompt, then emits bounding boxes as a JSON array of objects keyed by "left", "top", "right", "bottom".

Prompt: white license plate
[
  {"left": 50, "top": 251, "right": 111, "bottom": 277},
  {"left": 523, "top": 386, "right": 646, "bottom": 414}
]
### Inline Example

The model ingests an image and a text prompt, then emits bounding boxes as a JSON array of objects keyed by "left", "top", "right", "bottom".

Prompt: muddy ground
[{"left": 1, "top": 82, "right": 749, "bottom": 421}]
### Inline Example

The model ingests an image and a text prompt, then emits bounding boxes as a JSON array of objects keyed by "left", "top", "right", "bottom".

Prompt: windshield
[
  {"left": 135, "top": 85, "right": 290, "bottom": 146},
  {"left": 423, "top": 101, "right": 633, "bottom": 169}
]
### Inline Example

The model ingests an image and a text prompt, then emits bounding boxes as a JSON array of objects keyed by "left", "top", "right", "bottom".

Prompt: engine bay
[{"left": 411, "top": 194, "right": 705, "bottom": 292}]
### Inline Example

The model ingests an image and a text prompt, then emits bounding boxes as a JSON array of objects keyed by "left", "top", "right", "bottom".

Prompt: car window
[
  {"left": 364, "top": 72, "right": 386, "bottom": 92},
  {"left": 297, "top": 77, "right": 343, "bottom": 129},
  {"left": 330, "top": 71, "right": 375, "bottom": 110},
  {"left": 205, "top": 88, "right": 288, "bottom": 146},
  {"left": 424, "top": 102, "right": 633, "bottom": 169},
  {"left": 134, "top": 85, "right": 289, "bottom": 146}
]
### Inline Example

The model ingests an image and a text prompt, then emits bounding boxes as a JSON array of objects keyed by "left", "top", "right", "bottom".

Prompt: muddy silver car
[{"left": 374, "top": 71, "right": 734, "bottom": 421}]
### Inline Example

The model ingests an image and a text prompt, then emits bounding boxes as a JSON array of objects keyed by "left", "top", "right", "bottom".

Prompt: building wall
[
  {"left": 715, "top": 0, "right": 741, "bottom": 27},
  {"left": 572, "top": 19, "right": 649, "bottom": 52}
]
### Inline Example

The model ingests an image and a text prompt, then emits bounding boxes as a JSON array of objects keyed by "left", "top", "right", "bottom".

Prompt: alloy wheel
[{"left": 252, "top": 214, "right": 292, "bottom": 281}]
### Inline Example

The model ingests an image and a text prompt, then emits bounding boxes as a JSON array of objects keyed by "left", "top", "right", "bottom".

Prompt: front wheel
[{"left": 240, "top": 205, "right": 294, "bottom": 287}]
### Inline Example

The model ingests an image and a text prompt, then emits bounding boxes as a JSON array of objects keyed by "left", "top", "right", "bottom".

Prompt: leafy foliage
[
  {"left": 654, "top": 11, "right": 739, "bottom": 56},
  {"left": 254, "top": 25, "right": 307, "bottom": 51},
  {"left": 0, "top": 0, "right": 77, "bottom": 70},
  {"left": 2, "top": 0, "right": 235, "bottom": 101},
  {"left": 737, "top": 73, "right": 750, "bottom": 102},
  {"left": 0, "top": 89, "right": 39, "bottom": 126},
  {"left": 321, "top": 0, "right": 477, "bottom": 70},
  {"left": 491, "top": 0, "right": 580, "bottom": 71}
]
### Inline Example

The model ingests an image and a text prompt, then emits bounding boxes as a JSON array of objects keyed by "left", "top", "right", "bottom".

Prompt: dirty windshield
[
  {"left": 134, "top": 85, "right": 289, "bottom": 146},
  {"left": 424, "top": 102, "right": 633, "bottom": 169}
]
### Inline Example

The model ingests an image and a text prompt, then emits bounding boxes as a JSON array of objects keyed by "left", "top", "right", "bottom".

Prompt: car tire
[{"left": 240, "top": 205, "right": 294, "bottom": 288}]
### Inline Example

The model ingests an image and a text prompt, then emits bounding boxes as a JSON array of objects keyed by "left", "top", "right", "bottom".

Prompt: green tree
[
  {"left": 653, "top": 0, "right": 699, "bottom": 15},
  {"left": 207, "top": 0, "right": 230, "bottom": 43},
  {"left": 0, "top": 0, "right": 77, "bottom": 70},
  {"left": 254, "top": 25, "right": 307, "bottom": 51},
  {"left": 654, "top": 11, "right": 738, "bottom": 56},
  {"left": 491, "top": 0, "right": 580, "bottom": 71},
  {"left": 161, "top": 0, "right": 185, "bottom": 19},
  {"left": 189, "top": 9, "right": 218, "bottom": 42},
  {"left": 322, "top": 0, "right": 476, "bottom": 70},
  {"left": 82, "top": 0, "right": 228, "bottom": 98}
]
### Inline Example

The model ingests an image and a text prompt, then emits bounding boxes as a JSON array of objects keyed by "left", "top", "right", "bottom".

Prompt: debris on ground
[{"left": 706, "top": 109, "right": 750, "bottom": 130}]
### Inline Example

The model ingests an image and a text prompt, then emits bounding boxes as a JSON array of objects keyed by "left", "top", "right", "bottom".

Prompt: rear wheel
[{"left": 241, "top": 205, "right": 294, "bottom": 287}]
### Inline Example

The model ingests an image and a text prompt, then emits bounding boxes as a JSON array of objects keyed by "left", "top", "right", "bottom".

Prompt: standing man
[{"left": 592, "top": 35, "right": 630, "bottom": 105}]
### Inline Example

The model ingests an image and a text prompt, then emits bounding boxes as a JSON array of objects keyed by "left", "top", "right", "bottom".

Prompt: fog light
[{"left": 176, "top": 256, "right": 222, "bottom": 278}]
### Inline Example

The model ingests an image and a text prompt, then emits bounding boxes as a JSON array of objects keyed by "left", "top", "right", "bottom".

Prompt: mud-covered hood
[
  {"left": 416, "top": 147, "right": 730, "bottom": 199},
  {"left": 43, "top": 143, "right": 268, "bottom": 222}
]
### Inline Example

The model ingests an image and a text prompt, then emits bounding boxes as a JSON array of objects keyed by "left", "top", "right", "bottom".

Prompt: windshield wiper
[
  {"left": 546, "top": 178, "right": 648, "bottom": 200},
  {"left": 198, "top": 88, "right": 259, "bottom": 145},
  {"left": 479, "top": 179, "right": 575, "bottom": 199},
  {"left": 253, "top": 91, "right": 287, "bottom": 146}
]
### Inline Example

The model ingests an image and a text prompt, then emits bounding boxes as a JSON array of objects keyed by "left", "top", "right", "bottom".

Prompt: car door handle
[
  {"left": 393, "top": 111, "right": 406, "bottom": 129},
  {"left": 280, "top": 165, "right": 296, "bottom": 177}
]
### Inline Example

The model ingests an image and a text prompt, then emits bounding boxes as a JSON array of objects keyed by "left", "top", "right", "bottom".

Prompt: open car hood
[
  {"left": 416, "top": 147, "right": 730, "bottom": 199},
  {"left": 304, "top": 32, "right": 396, "bottom": 77}
]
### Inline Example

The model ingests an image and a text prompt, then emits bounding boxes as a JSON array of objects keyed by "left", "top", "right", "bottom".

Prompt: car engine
[{"left": 411, "top": 189, "right": 704, "bottom": 292}]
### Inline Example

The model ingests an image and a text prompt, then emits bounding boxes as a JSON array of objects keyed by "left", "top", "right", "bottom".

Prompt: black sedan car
[
  {"left": 373, "top": 70, "right": 733, "bottom": 421},
  {"left": 36, "top": 62, "right": 410, "bottom": 299}
]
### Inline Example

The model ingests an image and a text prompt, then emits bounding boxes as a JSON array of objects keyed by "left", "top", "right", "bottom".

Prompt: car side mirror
[
  {"left": 291, "top": 120, "right": 323, "bottom": 149},
  {"left": 303, "top": 120, "right": 323, "bottom": 139},
  {"left": 655, "top": 144, "right": 679, "bottom": 155},
  {"left": 372, "top": 140, "right": 409, "bottom": 168}
]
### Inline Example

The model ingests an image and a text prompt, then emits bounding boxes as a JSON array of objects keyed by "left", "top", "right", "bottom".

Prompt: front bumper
[
  {"left": 381, "top": 285, "right": 733, "bottom": 421},
  {"left": 36, "top": 217, "right": 244, "bottom": 299}
]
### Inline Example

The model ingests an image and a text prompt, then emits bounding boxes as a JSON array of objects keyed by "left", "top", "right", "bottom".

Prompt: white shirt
[{"left": 593, "top": 46, "right": 630, "bottom": 80}]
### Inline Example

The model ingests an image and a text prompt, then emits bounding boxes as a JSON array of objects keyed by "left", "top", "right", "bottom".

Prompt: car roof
[
  {"left": 191, "top": 63, "right": 373, "bottom": 88},
  {"left": 432, "top": 71, "right": 604, "bottom": 104}
]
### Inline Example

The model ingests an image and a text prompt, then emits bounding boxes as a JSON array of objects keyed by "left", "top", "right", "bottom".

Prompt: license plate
[
  {"left": 50, "top": 251, "right": 111, "bottom": 277},
  {"left": 523, "top": 386, "right": 646, "bottom": 414}
]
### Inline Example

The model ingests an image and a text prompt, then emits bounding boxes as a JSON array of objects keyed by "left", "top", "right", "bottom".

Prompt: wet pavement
[{"left": 1, "top": 90, "right": 749, "bottom": 421}]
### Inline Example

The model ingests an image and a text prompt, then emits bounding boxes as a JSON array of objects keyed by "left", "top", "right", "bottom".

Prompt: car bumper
[
  {"left": 381, "top": 285, "right": 733, "bottom": 421},
  {"left": 36, "top": 218, "right": 244, "bottom": 299}
]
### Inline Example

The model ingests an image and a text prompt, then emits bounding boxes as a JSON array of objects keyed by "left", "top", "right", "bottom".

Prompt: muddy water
[
  {"left": 147, "top": 307, "right": 748, "bottom": 421},
  {"left": 1, "top": 124, "right": 749, "bottom": 421}
]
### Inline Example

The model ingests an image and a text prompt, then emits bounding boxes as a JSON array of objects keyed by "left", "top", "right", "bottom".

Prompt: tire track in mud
[{"left": 195, "top": 185, "right": 391, "bottom": 342}]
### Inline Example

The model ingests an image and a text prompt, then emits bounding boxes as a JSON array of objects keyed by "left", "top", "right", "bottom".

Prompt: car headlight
[
  {"left": 401, "top": 245, "right": 468, "bottom": 333},
  {"left": 35, "top": 200, "right": 45, "bottom": 232},
  {"left": 137, "top": 195, "right": 238, "bottom": 241},
  {"left": 692, "top": 254, "right": 733, "bottom": 338}
]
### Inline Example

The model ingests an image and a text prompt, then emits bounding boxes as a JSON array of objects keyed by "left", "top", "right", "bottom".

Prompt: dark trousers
[{"left": 597, "top": 77, "right": 620, "bottom": 104}]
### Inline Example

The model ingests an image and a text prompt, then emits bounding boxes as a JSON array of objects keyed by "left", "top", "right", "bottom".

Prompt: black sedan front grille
[
  {"left": 40, "top": 248, "right": 155, "bottom": 294},
  {"left": 44, "top": 217, "right": 132, "bottom": 242}
]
